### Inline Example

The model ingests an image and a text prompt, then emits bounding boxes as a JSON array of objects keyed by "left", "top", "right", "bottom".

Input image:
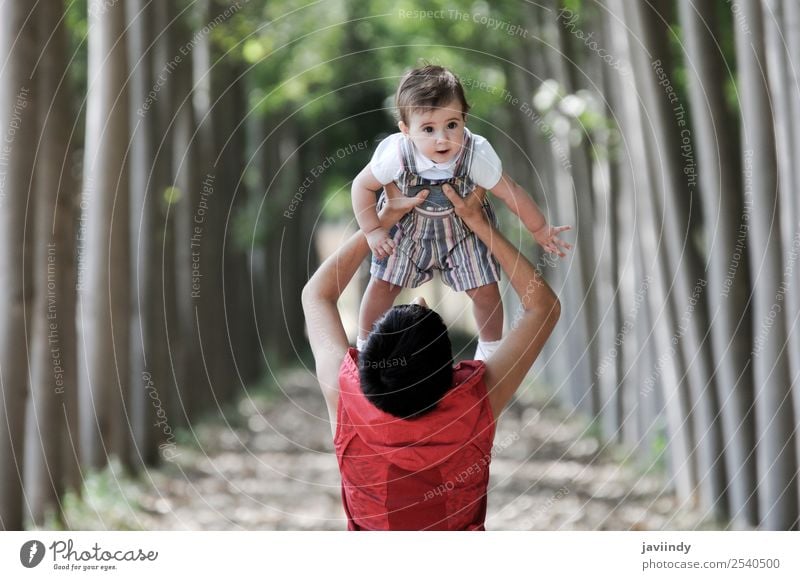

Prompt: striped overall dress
[{"left": 370, "top": 129, "right": 501, "bottom": 292}]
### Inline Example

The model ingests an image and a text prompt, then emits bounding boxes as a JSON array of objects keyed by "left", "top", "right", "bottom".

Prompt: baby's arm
[
  {"left": 352, "top": 165, "right": 396, "bottom": 259},
  {"left": 490, "top": 171, "right": 572, "bottom": 257}
]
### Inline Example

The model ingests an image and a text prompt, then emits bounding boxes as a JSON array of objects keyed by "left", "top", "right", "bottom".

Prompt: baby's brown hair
[{"left": 394, "top": 64, "right": 471, "bottom": 126}]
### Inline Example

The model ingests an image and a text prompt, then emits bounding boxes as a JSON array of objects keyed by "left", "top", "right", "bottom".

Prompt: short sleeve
[
  {"left": 469, "top": 134, "right": 503, "bottom": 190},
  {"left": 369, "top": 133, "right": 403, "bottom": 185}
]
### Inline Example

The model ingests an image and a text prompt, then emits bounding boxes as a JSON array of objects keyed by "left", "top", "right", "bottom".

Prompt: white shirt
[{"left": 369, "top": 129, "right": 503, "bottom": 189}]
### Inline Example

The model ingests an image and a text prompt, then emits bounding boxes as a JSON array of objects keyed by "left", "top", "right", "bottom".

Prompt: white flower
[
  {"left": 533, "top": 79, "right": 561, "bottom": 112},
  {"left": 559, "top": 94, "right": 586, "bottom": 118}
]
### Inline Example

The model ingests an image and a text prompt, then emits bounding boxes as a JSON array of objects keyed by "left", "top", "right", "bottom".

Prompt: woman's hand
[
  {"left": 377, "top": 183, "right": 429, "bottom": 227},
  {"left": 441, "top": 183, "right": 489, "bottom": 230}
]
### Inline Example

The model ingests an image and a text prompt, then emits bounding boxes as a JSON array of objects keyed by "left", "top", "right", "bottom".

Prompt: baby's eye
[
  {"left": 447, "top": 122, "right": 459, "bottom": 129},
  {"left": 423, "top": 126, "right": 434, "bottom": 133}
]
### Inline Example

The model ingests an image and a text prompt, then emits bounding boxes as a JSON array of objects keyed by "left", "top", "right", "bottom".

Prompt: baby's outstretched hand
[
  {"left": 366, "top": 227, "right": 396, "bottom": 259},
  {"left": 533, "top": 224, "right": 573, "bottom": 257}
]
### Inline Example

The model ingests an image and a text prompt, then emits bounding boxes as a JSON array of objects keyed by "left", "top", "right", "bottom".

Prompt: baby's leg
[
  {"left": 466, "top": 282, "right": 503, "bottom": 341},
  {"left": 466, "top": 283, "right": 503, "bottom": 360},
  {"left": 358, "top": 277, "right": 404, "bottom": 345}
]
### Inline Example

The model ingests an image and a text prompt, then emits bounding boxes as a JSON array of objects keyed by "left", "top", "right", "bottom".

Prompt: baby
[{"left": 352, "top": 64, "right": 571, "bottom": 360}]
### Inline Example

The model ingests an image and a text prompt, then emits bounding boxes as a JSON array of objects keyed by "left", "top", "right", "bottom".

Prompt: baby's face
[{"left": 399, "top": 99, "right": 466, "bottom": 164}]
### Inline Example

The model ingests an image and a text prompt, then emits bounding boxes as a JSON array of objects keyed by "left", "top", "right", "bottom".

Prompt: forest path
[{"left": 129, "top": 368, "right": 720, "bottom": 531}]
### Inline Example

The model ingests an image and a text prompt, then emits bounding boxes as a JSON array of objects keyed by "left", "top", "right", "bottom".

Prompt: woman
[{"left": 302, "top": 183, "right": 561, "bottom": 530}]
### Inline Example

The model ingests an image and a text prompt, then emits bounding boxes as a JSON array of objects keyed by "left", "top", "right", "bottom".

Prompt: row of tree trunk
[
  {"left": 507, "top": 0, "right": 798, "bottom": 529},
  {"left": 0, "top": 0, "right": 308, "bottom": 529}
]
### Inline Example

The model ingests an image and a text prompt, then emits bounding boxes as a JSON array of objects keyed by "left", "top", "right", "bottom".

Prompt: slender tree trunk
[
  {"left": 508, "top": 35, "right": 566, "bottom": 392},
  {"left": 191, "top": 0, "right": 214, "bottom": 415},
  {"left": 212, "top": 59, "right": 238, "bottom": 404},
  {"left": 590, "top": 2, "right": 626, "bottom": 443},
  {"left": 783, "top": 0, "right": 800, "bottom": 515},
  {"left": 734, "top": 0, "right": 798, "bottom": 530},
  {"left": 678, "top": 0, "right": 754, "bottom": 527},
  {"left": 541, "top": 0, "right": 597, "bottom": 417},
  {"left": 260, "top": 113, "right": 282, "bottom": 364},
  {"left": 221, "top": 61, "right": 257, "bottom": 393},
  {"left": 266, "top": 114, "right": 303, "bottom": 365},
  {"left": 79, "top": 0, "right": 130, "bottom": 470},
  {"left": 609, "top": 0, "right": 696, "bottom": 500},
  {"left": 0, "top": 1, "right": 36, "bottom": 530},
  {"left": 171, "top": 3, "right": 201, "bottom": 429},
  {"left": 630, "top": 0, "right": 728, "bottom": 512},
  {"left": 153, "top": 0, "right": 181, "bottom": 447},
  {"left": 25, "top": 0, "right": 77, "bottom": 526},
  {"left": 552, "top": 0, "right": 601, "bottom": 419},
  {"left": 598, "top": 0, "right": 643, "bottom": 452},
  {"left": 127, "top": 0, "right": 163, "bottom": 467},
  {"left": 193, "top": 0, "right": 231, "bottom": 412},
  {"left": 764, "top": 1, "right": 800, "bottom": 520}
]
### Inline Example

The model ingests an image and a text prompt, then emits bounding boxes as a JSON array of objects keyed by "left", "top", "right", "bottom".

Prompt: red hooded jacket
[{"left": 334, "top": 348, "right": 496, "bottom": 530}]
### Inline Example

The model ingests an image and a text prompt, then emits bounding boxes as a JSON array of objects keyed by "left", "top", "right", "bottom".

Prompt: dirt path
[{"left": 130, "top": 368, "right": 721, "bottom": 531}]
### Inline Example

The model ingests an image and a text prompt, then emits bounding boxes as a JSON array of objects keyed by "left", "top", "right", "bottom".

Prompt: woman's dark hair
[
  {"left": 394, "top": 64, "right": 471, "bottom": 126},
  {"left": 359, "top": 304, "right": 454, "bottom": 419}
]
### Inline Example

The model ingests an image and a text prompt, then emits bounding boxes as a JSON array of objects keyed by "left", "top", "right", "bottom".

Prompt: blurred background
[{"left": 0, "top": 0, "right": 798, "bottom": 531}]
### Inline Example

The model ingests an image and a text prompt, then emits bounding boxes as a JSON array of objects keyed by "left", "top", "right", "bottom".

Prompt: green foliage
[
  {"left": 163, "top": 186, "right": 182, "bottom": 205},
  {"left": 562, "top": 0, "right": 584, "bottom": 18},
  {"left": 646, "top": 427, "right": 669, "bottom": 474},
  {"left": 50, "top": 458, "right": 148, "bottom": 531},
  {"left": 64, "top": 0, "right": 89, "bottom": 148},
  {"left": 238, "top": 0, "right": 542, "bottom": 231}
]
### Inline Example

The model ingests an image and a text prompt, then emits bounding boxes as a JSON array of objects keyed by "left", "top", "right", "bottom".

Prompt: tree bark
[
  {"left": 79, "top": 0, "right": 130, "bottom": 470},
  {"left": 678, "top": 0, "right": 754, "bottom": 527},
  {"left": 508, "top": 28, "right": 567, "bottom": 393},
  {"left": 764, "top": 1, "right": 800, "bottom": 521},
  {"left": 552, "top": 0, "right": 601, "bottom": 419},
  {"left": 538, "top": 1, "right": 595, "bottom": 413},
  {"left": 0, "top": 0, "right": 37, "bottom": 530},
  {"left": 734, "top": 0, "right": 798, "bottom": 530},
  {"left": 611, "top": 0, "right": 696, "bottom": 500},
  {"left": 127, "top": 0, "right": 163, "bottom": 467},
  {"left": 783, "top": 0, "right": 800, "bottom": 517},
  {"left": 629, "top": 0, "right": 728, "bottom": 513},
  {"left": 171, "top": 1, "right": 201, "bottom": 428},
  {"left": 25, "top": 0, "right": 78, "bottom": 527}
]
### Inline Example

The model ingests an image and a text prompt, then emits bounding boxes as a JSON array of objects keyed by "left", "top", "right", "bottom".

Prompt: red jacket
[{"left": 334, "top": 348, "right": 496, "bottom": 530}]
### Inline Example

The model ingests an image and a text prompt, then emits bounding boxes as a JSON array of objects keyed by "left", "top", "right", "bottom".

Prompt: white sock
[
  {"left": 474, "top": 338, "right": 502, "bottom": 361},
  {"left": 356, "top": 336, "right": 367, "bottom": 351}
]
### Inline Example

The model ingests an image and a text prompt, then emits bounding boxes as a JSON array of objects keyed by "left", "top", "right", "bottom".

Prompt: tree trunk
[
  {"left": 79, "top": 0, "right": 130, "bottom": 470},
  {"left": 764, "top": 0, "right": 800, "bottom": 521},
  {"left": 542, "top": 0, "right": 598, "bottom": 417},
  {"left": 538, "top": 2, "right": 595, "bottom": 412},
  {"left": 630, "top": 0, "right": 728, "bottom": 513},
  {"left": 591, "top": 1, "right": 626, "bottom": 443},
  {"left": 192, "top": 0, "right": 231, "bottom": 413},
  {"left": 507, "top": 38, "right": 562, "bottom": 392},
  {"left": 611, "top": 0, "right": 696, "bottom": 500},
  {"left": 552, "top": 0, "right": 601, "bottom": 419},
  {"left": 783, "top": 0, "right": 800, "bottom": 516},
  {"left": 25, "top": 0, "right": 78, "bottom": 527},
  {"left": 220, "top": 61, "right": 258, "bottom": 394},
  {"left": 171, "top": 3, "right": 201, "bottom": 428},
  {"left": 127, "top": 0, "right": 163, "bottom": 467},
  {"left": 0, "top": 1, "right": 36, "bottom": 530},
  {"left": 734, "top": 0, "right": 798, "bottom": 530},
  {"left": 678, "top": 0, "right": 754, "bottom": 527}
]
